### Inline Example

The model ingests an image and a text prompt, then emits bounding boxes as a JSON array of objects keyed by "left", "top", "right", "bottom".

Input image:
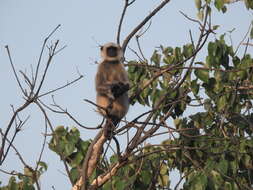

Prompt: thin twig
[
  {"left": 243, "top": 38, "right": 250, "bottom": 56},
  {"left": 122, "top": 0, "right": 171, "bottom": 53},
  {"left": 135, "top": 21, "right": 152, "bottom": 61},
  {"left": 234, "top": 22, "right": 252, "bottom": 55},
  {"left": 33, "top": 24, "right": 61, "bottom": 90},
  {"left": 0, "top": 130, "right": 28, "bottom": 167},
  {"left": 35, "top": 40, "right": 59, "bottom": 97},
  {"left": 38, "top": 75, "right": 83, "bottom": 98},
  {"left": 5, "top": 46, "right": 26, "bottom": 95},
  {"left": 179, "top": 11, "right": 203, "bottom": 27},
  {"left": 35, "top": 117, "right": 48, "bottom": 172},
  {"left": 40, "top": 98, "right": 101, "bottom": 130},
  {"left": 117, "top": 0, "right": 136, "bottom": 44}
]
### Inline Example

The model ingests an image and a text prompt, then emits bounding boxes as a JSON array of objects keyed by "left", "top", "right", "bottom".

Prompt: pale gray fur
[{"left": 95, "top": 42, "right": 129, "bottom": 121}]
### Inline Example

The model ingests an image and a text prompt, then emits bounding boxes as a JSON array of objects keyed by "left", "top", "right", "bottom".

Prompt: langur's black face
[
  {"left": 106, "top": 46, "right": 118, "bottom": 57},
  {"left": 100, "top": 43, "right": 122, "bottom": 62}
]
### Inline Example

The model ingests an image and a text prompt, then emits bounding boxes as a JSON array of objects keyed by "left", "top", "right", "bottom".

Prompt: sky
[{"left": 0, "top": 0, "right": 252, "bottom": 189}]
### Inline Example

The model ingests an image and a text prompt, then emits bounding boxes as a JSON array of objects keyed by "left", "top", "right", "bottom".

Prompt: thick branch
[{"left": 89, "top": 161, "right": 126, "bottom": 189}]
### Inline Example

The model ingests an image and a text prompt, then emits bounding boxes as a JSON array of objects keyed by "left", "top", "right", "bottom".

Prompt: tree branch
[
  {"left": 117, "top": 0, "right": 136, "bottom": 44},
  {"left": 121, "top": 0, "right": 171, "bottom": 53}
]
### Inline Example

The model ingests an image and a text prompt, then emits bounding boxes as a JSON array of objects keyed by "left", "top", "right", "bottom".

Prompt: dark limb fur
[{"left": 111, "top": 82, "right": 129, "bottom": 99}]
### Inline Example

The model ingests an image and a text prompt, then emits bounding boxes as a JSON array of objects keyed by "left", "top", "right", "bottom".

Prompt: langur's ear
[{"left": 100, "top": 46, "right": 104, "bottom": 51}]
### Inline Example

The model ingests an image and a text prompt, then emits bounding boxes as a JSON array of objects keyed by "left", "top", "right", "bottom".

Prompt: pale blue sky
[{"left": 0, "top": 0, "right": 252, "bottom": 189}]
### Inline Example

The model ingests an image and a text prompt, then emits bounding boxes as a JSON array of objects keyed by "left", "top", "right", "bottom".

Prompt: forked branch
[{"left": 121, "top": 0, "right": 171, "bottom": 53}]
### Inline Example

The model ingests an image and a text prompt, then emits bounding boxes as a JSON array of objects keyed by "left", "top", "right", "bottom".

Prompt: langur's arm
[
  {"left": 96, "top": 73, "right": 115, "bottom": 100},
  {"left": 111, "top": 82, "right": 129, "bottom": 98}
]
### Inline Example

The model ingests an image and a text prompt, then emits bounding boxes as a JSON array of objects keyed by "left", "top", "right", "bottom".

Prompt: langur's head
[{"left": 100, "top": 42, "right": 123, "bottom": 62}]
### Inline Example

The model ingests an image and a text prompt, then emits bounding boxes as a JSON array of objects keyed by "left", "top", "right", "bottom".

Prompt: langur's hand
[{"left": 111, "top": 82, "right": 129, "bottom": 98}]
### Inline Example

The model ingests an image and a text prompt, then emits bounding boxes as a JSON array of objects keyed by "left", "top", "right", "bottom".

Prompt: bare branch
[
  {"left": 135, "top": 21, "right": 152, "bottom": 61},
  {"left": 242, "top": 42, "right": 253, "bottom": 46},
  {"left": 39, "top": 98, "right": 100, "bottom": 130},
  {"left": 54, "top": 45, "right": 67, "bottom": 56},
  {"left": 180, "top": 11, "right": 203, "bottom": 27},
  {"left": 175, "top": 5, "right": 211, "bottom": 90},
  {"left": 0, "top": 130, "right": 28, "bottom": 167},
  {"left": 34, "top": 117, "right": 48, "bottom": 172},
  {"left": 243, "top": 37, "right": 250, "bottom": 56},
  {"left": 63, "top": 160, "right": 74, "bottom": 186},
  {"left": 0, "top": 100, "right": 32, "bottom": 164},
  {"left": 128, "top": 46, "right": 146, "bottom": 62},
  {"left": 38, "top": 75, "right": 83, "bottom": 98},
  {"left": 20, "top": 70, "right": 33, "bottom": 90},
  {"left": 80, "top": 129, "right": 106, "bottom": 190},
  {"left": 235, "top": 21, "right": 252, "bottom": 55},
  {"left": 122, "top": 0, "right": 171, "bottom": 53},
  {"left": 1, "top": 26, "right": 64, "bottom": 164},
  {"left": 117, "top": 0, "right": 136, "bottom": 44},
  {"left": 5, "top": 46, "right": 26, "bottom": 95},
  {"left": 33, "top": 24, "right": 61, "bottom": 89},
  {"left": 89, "top": 161, "right": 127, "bottom": 189},
  {"left": 35, "top": 40, "right": 59, "bottom": 97}
]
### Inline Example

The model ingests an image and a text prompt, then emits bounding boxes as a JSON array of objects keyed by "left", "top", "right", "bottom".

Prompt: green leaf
[
  {"left": 69, "top": 127, "right": 80, "bottom": 143},
  {"left": 69, "top": 151, "right": 84, "bottom": 167},
  {"left": 151, "top": 50, "right": 161, "bottom": 66},
  {"left": 232, "top": 56, "right": 240, "bottom": 67},
  {"left": 114, "top": 179, "right": 126, "bottom": 190},
  {"left": 229, "top": 161, "right": 238, "bottom": 175},
  {"left": 80, "top": 140, "right": 90, "bottom": 153},
  {"left": 158, "top": 174, "right": 169, "bottom": 187},
  {"left": 250, "top": 26, "right": 253, "bottom": 39},
  {"left": 215, "top": 0, "right": 225, "bottom": 11},
  {"left": 141, "top": 170, "right": 152, "bottom": 184},
  {"left": 110, "top": 154, "right": 118, "bottom": 164},
  {"left": 54, "top": 126, "right": 67, "bottom": 136},
  {"left": 183, "top": 44, "right": 194, "bottom": 58},
  {"left": 210, "top": 170, "right": 223, "bottom": 188},
  {"left": 221, "top": 5, "right": 227, "bottom": 13},
  {"left": 237, "top": 70, "right": 247, "bottom": 80},
  {"left": 70, "top": 168, "right": 79, "bottom": 183},
  {"left": 9, "top": 177, "right": 18, "bottom": 190},
  {"left": 174, "top": 118, "right": 182, "bottom": 129},
  {"left": 207, "top": 42, "right": 215, "bottom": 56},
  {"left": 188, "top": 172, "right": 208, "bottom": 190},
  {"left": 197, "top": 10, "right": 204, "bottom": 21},
  {"left": 224, "top": 182, "right": 232, "bottom": 190},
  {"left": 217, "top": 159, "right": 228, "bottom": 175},
  {"left": 195, "top": 0, "right": 202, "bottom": 10},
  {"left": 244, "top": 154, "right": 251, "bottom": 168},
  {"left": 204, "top": 99, "right": 212, "bottom": 111},
  {"left": 24, "top": 167, "right": 33, "bottom": 178},
  {"left": 245, "top": 0, "right": 253, "bottom": 9},
  {"left": 217, "top": 95, "right": 226, "bottom": 111},
  {"left": 174, "top": 47, "right": 183, "bottom": 62},
  {"left": 22, "top": 177, "right": 35, "bottom": 190},
  {"left": 191, "top": 79, "right": 200, "bottom": 95},
  {"left": 194, "top": 69, "right": 209, "bottom": 83},
  {"left": 38, "top": 161, "right": 48, "bottom": 173},
  {"left": 160, "top": 163, "right": 168, "bottom": 175},
  {"left": 212, "top": 25, "right": 220, "bottom": 30},
  {"left": 64, "top": 143, "right": 75, "bottom": 156}
]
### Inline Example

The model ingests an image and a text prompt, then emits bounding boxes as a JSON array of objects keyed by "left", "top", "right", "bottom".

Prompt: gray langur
[{"left": 95, "top": 42, "right": 129, "bottom": 126}]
